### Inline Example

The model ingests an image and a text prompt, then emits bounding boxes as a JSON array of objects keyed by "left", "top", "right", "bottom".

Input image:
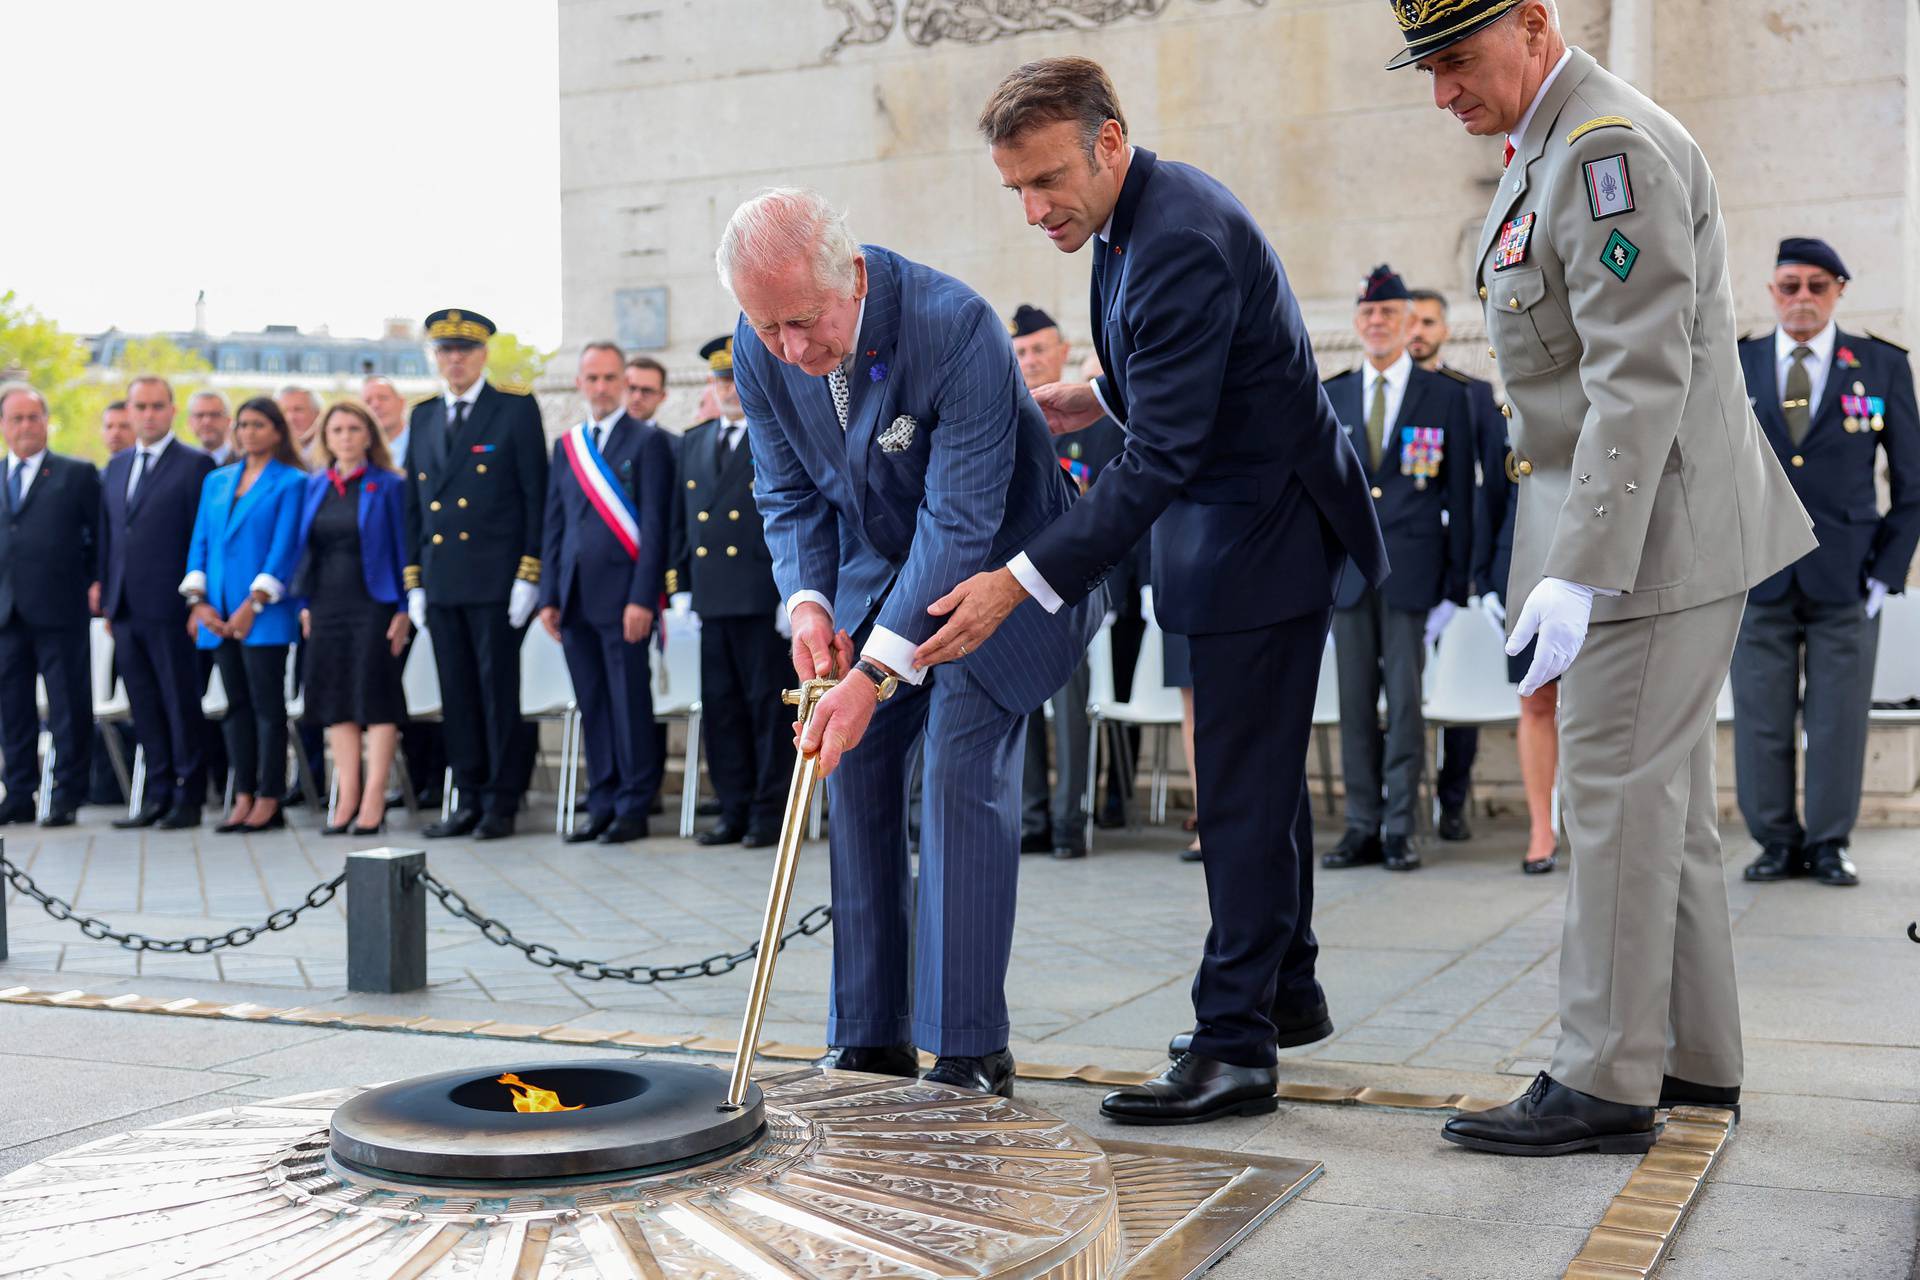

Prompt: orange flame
[{"left": 497, "top": 1072, "right": 583, "bottom": 1114}]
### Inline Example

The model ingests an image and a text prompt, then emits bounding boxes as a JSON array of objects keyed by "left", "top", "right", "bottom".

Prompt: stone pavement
[{"left": 0, "top": 809, "right": 1915, "bottom": 1277}]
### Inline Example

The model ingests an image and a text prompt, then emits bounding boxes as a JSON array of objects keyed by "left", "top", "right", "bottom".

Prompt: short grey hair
[
  {"left": 188, "top": 389, "right": 231, "bottom": 414},
  {"left": 715, "top": 188, "right": 860, "bottom": 298},
  {"left": 276, "top": 385, "right": 323, "bottom": 411},
  {"left": 579, "top": 340, "right": 625, "bottom": 367},
  {"left": 0, "top": 382, "right": 47, "bottom": 417}
]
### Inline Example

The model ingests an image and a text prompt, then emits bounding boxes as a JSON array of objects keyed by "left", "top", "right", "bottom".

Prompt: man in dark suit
[
  {"left": 539, "top": 342, "right": 675, "bottom": 845},
  {"left": 927, "top": 57, "right": 1388, "bottom": 1123},
  {"left": 97, "top": 376, "right": 217, "bottom": 829},
  {"left": 1734, "top": 238, "right": 1920, "bottom": 888},
  {"left": 0, "top": 384, "right": 101, "bottom": 827},
  {"left": 668, "top": 337, "right": 790, "bottom": 847},
  {"left": 402, "top": 309, "right": 549, "bottom": 841},
  {"left": 1320, "top": 267, "right": 1475, "bottom": 873}
]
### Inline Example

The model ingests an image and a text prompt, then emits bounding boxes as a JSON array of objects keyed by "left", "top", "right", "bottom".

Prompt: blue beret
[
  {"left": 1776, "top": 237, "right": 1849, "bottom": 281},
  {"left": 1357, "top": 265, "right": 1411, "bottom": 304}
]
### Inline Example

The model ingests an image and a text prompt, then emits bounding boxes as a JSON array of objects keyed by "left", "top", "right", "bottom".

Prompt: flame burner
[{"left": 329, "top": 1060, "right": 765, "bottom": 1182}]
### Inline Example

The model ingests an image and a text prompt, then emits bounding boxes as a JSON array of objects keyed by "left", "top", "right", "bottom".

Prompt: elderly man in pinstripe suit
[{"left": 719, "top": 188, "right": 1103, "bottom": 1099}]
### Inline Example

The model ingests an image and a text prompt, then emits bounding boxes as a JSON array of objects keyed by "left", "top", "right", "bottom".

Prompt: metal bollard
[{"left": 346, "top": 847, "right": 426, "bottom": 994}]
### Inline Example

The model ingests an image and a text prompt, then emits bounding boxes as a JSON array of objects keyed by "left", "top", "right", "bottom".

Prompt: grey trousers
[
  {"left": 1332, "top": 590, "right": 1426, "bottom": 836},
  {"left": 1729, "top": 584, "right": 1879, "bottom": 849},
  {"left": 1022, "top": 658, "right": 1091, "bottom": 841},
  {"left": 1552, "top": 592, "right": 1746, "bottom": 1105}
]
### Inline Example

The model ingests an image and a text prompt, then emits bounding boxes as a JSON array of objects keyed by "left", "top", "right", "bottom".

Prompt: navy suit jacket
[
  {"left": 1739, "top": 329, "right": 1920, "bottom": 604},
  {"left": 99, "top": 439, "right": 217, "bottom": 624},
  {"left": 184, "top": 460, "right": 307, "bottom": 649},
  {"left": 1450, "top": 368, "right": 1517, "bottom": 600},
  {"left": 0, "top": 452, "right": 100, "bottom": 629},
  {"left": 1323, "top": 364, "right": 1475, "bottom": 612},
  {"left": 1022, "top": 148, "right": 1388, "bottom": 636},
  {"left": 293, "top": 467, "right": 410, "bottom": 608},
  {"left": 734, "top": 245, "right": 1102, "bottom": 715},
  {"left": 539, "top": 414, "right": 675, "bottom": 627}
]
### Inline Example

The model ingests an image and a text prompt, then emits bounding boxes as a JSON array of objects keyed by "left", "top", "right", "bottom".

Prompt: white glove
[
  {"left": 669, "top": 592, "right": 692, "bottom": 614},
  {"left": 1866, "top": 577, "right": 1889, "bottom": 620},
  {"left": 774, "top": 605, "right": 792, "bottom": 640},
  {"left": 407, "top": 588, "right": 428, "bottom": 633},
  {"left": 1424, "top": 600, "right": 1457, "bottom": 649},
  {"left": 1479, "top": 591, "right": 1508, "bottom": 636},
  {"left": 508, "top": 580, "right": 540, "bottom": 629},
  {"left": 1507, "top": 577, "right": 1598, "bottom": 697}
]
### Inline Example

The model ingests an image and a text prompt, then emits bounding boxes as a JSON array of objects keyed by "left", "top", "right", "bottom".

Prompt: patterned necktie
[
  {"left": 1784, "top": 345, "right": 1813, "bottom": 446},
  {"left": 827, "top": 366, "right": 851, "bottom": 431},
  {"left": 1366, "top": 374, "right": 1388, "bottom": 470}
]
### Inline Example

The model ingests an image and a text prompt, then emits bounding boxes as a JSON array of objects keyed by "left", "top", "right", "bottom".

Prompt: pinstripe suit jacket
[{"left": 734, "top": 246, "right": 1102, "bottom": 715}]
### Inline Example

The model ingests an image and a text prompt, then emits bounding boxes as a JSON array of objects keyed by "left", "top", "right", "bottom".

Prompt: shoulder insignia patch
[
  {"left": 1601, "top": 229, "right": 1640, "bottom": 282},
  {"left": 1867, "top": 330, "right": 1911, "bottom": 354},
  {"left": 1583, "top": 154, "right": 1634, "bottom": 220},
  {"left": 1567, "top": 115, "right": 1633, "bottom": 145}
]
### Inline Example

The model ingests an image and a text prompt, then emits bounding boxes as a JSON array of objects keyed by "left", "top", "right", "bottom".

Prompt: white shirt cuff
[
  {"left": 862, "top": 626, "right": 927, "bottom": 686},
  {"left": 1008, "top": 552, "right": 1064, "bottom": 615},
  {"left": 178, "top": 570, "right": 208, "bottom": 599},
  {"left": 250, "top": 573, "right": 286, "bottom": 604},
  {"left": 785, "top": 590, "right": 832, "bottom": 621},
  {"left": 1089, "top": 375, "right": 1123, "bottom": 428}
]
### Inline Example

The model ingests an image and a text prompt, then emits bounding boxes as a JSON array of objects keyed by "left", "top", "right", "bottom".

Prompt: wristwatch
[{"left": 853, "top": 658, "right": 898, "bottom": 702}]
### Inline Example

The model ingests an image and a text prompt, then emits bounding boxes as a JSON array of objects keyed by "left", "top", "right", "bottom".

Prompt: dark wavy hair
[{"left": 232, "top": 396, "right": 308, "bottom": 471}]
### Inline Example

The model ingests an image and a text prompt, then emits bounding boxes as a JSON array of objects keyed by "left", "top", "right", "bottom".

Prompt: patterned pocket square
[{"left": 879, "top": 414, "right": 917, "bottom": 453}]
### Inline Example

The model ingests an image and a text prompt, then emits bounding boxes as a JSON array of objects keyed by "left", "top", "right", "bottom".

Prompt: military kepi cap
[
  {"left": 1009, "top": 305, "right": 1057, "bottom": 337},
  {"left": 1384, "top": 0, "right": 1523, "bottom": 69},
  {"left": 1776, "top": 237, "right": 1850, "bottom": 282},
  {"left": 1357, "top": 265, "right": 1412, "bottom": 304},
  {"left": 425, "top": 308, "right": 495, "bottom": 348},
  {"left": 701, "top": 335, "right": 735, "bottom": 378}
]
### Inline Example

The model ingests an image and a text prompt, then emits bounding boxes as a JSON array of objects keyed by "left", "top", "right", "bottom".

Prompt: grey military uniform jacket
[{"left": 1477, "top": 47, "right": 1815, "bottom": 624}]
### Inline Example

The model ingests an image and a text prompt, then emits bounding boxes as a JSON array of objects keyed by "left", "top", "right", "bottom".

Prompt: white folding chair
[
  {"left": 652, "top": 608, "right": 704, "bottom": 838},
  {"left": 1421, "top": 606, "right": 1522, "bottom": 821},
  {"left": 1715, "top": 673, "right": 1736, "bottom": 725},
  {"left": 89, "top": 619, "right": 143, "bottom": 815},
  {"left": 520, "top": 625, "right": 581, "bottom": 834},
  {"left": 1869, "top": 593, "right": 1920, "bottom": 724},
  {"left": 1086, "top": 592, "right": 1185, "bottom": 840},
  {"left": 402, "top": 627, "right": 455, "bottom": 817},
  {"left": 32, "top": 678, "right": 52, "bottom": 821},
  {"left": 1310, "top": 632, "right": 1341, "bottom": 815}
]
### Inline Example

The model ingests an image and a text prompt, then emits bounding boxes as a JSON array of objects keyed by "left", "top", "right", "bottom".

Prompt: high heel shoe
[
  {"left": 348, "top": 817, "right": 387, "bottom": 837},
  {"left": 215, "top": 817, "right": 252, "bottom": 834},
  {"left": 322, "top": 820, "right": 353, "bottom": 836},
  {"left": 243, "top": 809, "right": 287, "bottom": 833}
]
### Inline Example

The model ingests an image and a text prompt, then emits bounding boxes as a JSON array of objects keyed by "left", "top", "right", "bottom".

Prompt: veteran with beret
[{"left": 1392, "top": 0, "right": 1814, "bottom": 1154}]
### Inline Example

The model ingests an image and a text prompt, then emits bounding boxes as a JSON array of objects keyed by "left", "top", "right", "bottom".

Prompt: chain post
[{"left": 347, "top": 847, "right": 427, "bottom": 994}]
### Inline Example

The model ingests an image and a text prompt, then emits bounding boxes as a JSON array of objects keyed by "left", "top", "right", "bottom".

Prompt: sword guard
[{"left": 781, "top": 678, "right": 839, "bottom": 721}]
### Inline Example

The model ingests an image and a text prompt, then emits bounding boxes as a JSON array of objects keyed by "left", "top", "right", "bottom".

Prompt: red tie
[{"left": 1503, "top": 140, "right": 1516, "bottom": 168}]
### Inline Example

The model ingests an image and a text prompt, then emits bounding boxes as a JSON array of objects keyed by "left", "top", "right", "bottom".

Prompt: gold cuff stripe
[
  {"left": 403, "top": 566, "right": 422, "bottom": 591},
  {"left": 1567, "top": 115, "right": 1634, "bottom": 145}
]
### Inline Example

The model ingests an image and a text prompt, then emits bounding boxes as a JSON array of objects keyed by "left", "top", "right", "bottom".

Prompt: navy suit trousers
[
  {"left": 115, "top": 615, "right": 207, "bottom": 806},
  {"left": 560, "top": 605, "right": 660, "bottom": 822},
  {"left": 0, "top": 619, "right": 92, "bottom": 809}
]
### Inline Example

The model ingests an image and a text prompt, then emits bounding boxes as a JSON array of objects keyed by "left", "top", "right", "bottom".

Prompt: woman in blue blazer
[
  {"left": 182, "top": 397, "right": 308, "bottom": 833},
  {"left": 292, "top": 400, "right": 411, "bottom": 836}
]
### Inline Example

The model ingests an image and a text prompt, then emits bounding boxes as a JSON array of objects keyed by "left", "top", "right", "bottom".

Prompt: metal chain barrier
[
  {"left": 0, "top": 854, "right": 345, "bottom": 955},
  {"left": 415, "top": 867, "right": 832, "bottom": 984}
]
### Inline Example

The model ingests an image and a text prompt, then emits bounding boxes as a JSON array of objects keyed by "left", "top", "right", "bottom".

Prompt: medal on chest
[
  {"left": 1493, "top": 212, "right": 1535, "bottom": 271},
  {"left": 1842, "top": 382, "right": 1886, "bottom": 433},
  {"left": 1400, "top": 426, "right": 1444, "bottom": 490}
]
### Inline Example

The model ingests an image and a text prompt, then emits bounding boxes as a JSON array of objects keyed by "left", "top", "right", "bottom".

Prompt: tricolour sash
[{"left": 561, "top": 424, "right": 640, "bottom": 560}]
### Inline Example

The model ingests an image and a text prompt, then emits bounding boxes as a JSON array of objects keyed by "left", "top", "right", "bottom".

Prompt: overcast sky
[{"left": 4, "top": 1, "right": 561, "bottom": 347}]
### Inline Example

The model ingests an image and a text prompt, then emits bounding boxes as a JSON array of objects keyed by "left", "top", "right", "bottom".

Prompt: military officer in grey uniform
[
  {"left": 1392, "top": 0, "right": 1814, "bottom": 1154},
  {"left": 1734, "top": 239, "right": 1920, "bottom": 889}
]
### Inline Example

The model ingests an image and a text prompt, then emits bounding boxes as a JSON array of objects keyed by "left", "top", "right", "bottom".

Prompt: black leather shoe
[
  {"left": 0, "top": 802, "right": 37, "bottom": 826},
  {"left": 1522, "top": 853, "right": 1558, "bottom": 875},
  {"left": 815, "top": 1043, "right": 920, "bottom": 1078},
  {"left": 565, "top": 814, "right": 614, "bottom": 844},
  {"left": 1382, "top": 834, "right": 1422, "bottom": 871},
  {"left": 1742, "top": 841, "right": 1802, "bottom": 882},
  {"left": 697, "top": 822, "right": 745, "bottom": 846},
  {"left": 1658, "top": 1075, "right": 1741, "bottom": 1119},
  {"left": 1169, "top": 998, "right": 1333, "bottom": 1058},
  {"left": 1441, "top": 1072, "right": 1656, "bottom": 1156},
  {"left": 1437, "top": 806, "right": 1472, "bottom": 841},
  {"left": 39, "top": 808, "right": 77, "bottom": 829},
  {"left": 597, "top": 815, "right": 650, "bottom": 844},
  {"left": 1321, "top": 828, "right": 1382, "bottom": 869},
  {"left": 423, "top": 809, "right": 482, "bottom": 839},
  {"left": 158, "top": 802, "right": 202, "bottom": 830},
  {"left": 923, "top": 1048, "right": 1016, "bottom": 1098},
  {"left": 1020, "top": 831, "right": 1054, "bottom": 854},
  {"left": 1101, "top": 1053, "right": 1279, "bottom": 1126},
  {"left": 741, "top": 826, "right": 778, "bottom": 848},
  {"left": 114, "top": 803, "right": 168, "bottom": 830},
  {"left": 1808, "top": 841, "right": 1860, "bottom": 887},
  {"left": 1052, "top": 834, "right": 1088, "bottom": 860},
  {"left": 474, "top": 813, "right": 516, "bottom": 841}
]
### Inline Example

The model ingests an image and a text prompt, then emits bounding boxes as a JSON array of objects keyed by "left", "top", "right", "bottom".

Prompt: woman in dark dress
[{"left": 294, "top": 400, "right": 410, "bottom": 835}]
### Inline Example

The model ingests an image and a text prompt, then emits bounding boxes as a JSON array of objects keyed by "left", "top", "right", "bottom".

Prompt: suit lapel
[
  {"left": 843, "top": 249, "right": 903, "bottom": 510},
  {"left": 1328, "top": 375, "right": 1363, "bottom": 466},
  {"left": 1477, "top": 50, "right": 1597, "bottom": 271},
  {"left": 128, "top": 440, "right": 176, "bottom": 517},
  {"left": 12, "top": 457, "right": 47, "bottom": 517},
  {"left": 1806, "top": 329, "right": 1855, "bottom": 445},
  {"left": 1743, "top": 336, "right": 1791, "bottom": 451},
  {"left": 224, "top": 466, "right": 261, "bottom": 540}
]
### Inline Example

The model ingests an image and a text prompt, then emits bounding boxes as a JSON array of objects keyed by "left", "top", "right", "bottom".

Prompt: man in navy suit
[
  {"left": 925, "top": 57, "right": 1388, "bottom": 1123},
  {"left": 539, "top": 342, "right": 675, "bottom": 845},
  {"left": 1734, "top": 238, "right": 1920, "bottom": 888},
  {"left": 97, "top": 376, "right": 217, "bottom": 829},
  {"left": 1321, "top": 267, "right": 1475, "bottom": 874},
  {"left": 0, "top": 384, "right": 101, "bottom": 827},
  {"left": 718, "top": 187, "right": 1103, "bottom": 1100}
]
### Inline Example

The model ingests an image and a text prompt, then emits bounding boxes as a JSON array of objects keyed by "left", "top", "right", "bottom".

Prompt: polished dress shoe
[
  {"left": 597, "top": 815, "right": 650, "bottom": 844},
  {"left": 423, "top": 809, "right": 482, "bottom": 839},
  {"left": 0, "top": 802, "right": 37, "bottom": 826},
  {"left": 158, "top": 802, "right": 202, "bottom": 830},
  {"left": 474, "top": 813, "right": 516, "bottom": 841},
  {"left": 1808, "top": 840, "right": 1860, "bottom": 887},
  {"left": 1169, "top": 998, "right": 1333, "bottom": 1058},
  {"left": 1522, "top": 852, "right": 1558, "bottom": 875},
  {"left": 1742, "top": 841, "right": 1802, "bottom": 882},
  {"left": 39, "top": 808, "right": 77, "bottom": 829},
  {"left": 1382, "top": 834, "right": 1422, "bottom": 871},
  {"left": 114, "top": 802, "right": 168, "bottom": 830},
  {"left": 1101, "top": 1053, "right": 1278, "bottom": 1126},
  {"left": 815, "top": 1043, "right": 920, "bottom": 1078},
  {"left": 1178, "top": 842, "right": 1203, "bottom": 863},
  {"left": 923, "top": 1048, "right": 1016, "bottom": 1098},
  {"left": 1436, "top": 805, "right": 1472, "bottom": 841},
  {"left": 741, "top": 826, "right": 779, "bottom": 848},
  {"left": 697, "top": 821, "right": 745, "bottom": 847},
  {"left": 565, "top": 814, "right": 614, "bottom": 844},
  {"left": 1442, "top": 1072, "right": 1656, "bottom": 1156},
  {"left": 1658, "top": 1075, "right": 1741, "bottom": 1119},
  {"left": 1321, "top": 828, "right": 1382, "bottom": 869},
  {"left": 1020, "top": 831, "right": 1054, "bottom": 854},
  {"left": 1053, "top": 833, "right": 1088, "bottom": 860}
]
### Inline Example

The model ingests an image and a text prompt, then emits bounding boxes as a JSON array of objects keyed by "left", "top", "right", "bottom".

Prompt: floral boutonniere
[
  {"left": 867, "top": 350, "right": 887, "bottom": 383},
  {"left": 1837, "top": 346, "right": 1861, "bottom": 369},
  {"left": 363, "top": 481, "right": 377, "bottom": 494}
]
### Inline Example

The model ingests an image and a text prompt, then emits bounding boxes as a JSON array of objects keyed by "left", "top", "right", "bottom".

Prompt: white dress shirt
[
  {"left": 444, "top": 378, "right": 486, "bottom": 420},
  {"left": 1775, "top": 321, "right": 1837, "bottom": 415},
  {"left": 389, "top": 427, "right": 410, "bottom": 468},
  {"left": 587, "top": 405, "right": 623, "bottom": 449},
  {"left": 7, "top": 450, "right": 46, "bottom": 503},
  {"left": 1508, "top": 47, "right": 1574, "bottom": 156},
  {"left": 123, "top": 432, "right": 173, "bottom": 502}
]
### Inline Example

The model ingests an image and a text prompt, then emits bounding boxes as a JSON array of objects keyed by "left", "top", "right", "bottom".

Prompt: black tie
[
  {"left": 6, "top": 462, "right": 20, "bottom": 512},
  {"left": 452, "top": 400, "right": 469, "bottom": 434},
  {"left": 127, "top": 448, "right": 150, "bottom": 501},
  {"left": 592, "top": 422, "right": 604, "bottom": 453}
]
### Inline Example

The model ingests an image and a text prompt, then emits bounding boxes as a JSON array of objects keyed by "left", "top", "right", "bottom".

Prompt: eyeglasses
[{"left": 1774, "top": 278, "right": 1834, "bottom": 297}]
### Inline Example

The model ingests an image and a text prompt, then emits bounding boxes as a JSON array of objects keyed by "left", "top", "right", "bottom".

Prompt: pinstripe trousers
[{"left": 824, "top": 658, "right": 1025, "bottom": 1057}]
